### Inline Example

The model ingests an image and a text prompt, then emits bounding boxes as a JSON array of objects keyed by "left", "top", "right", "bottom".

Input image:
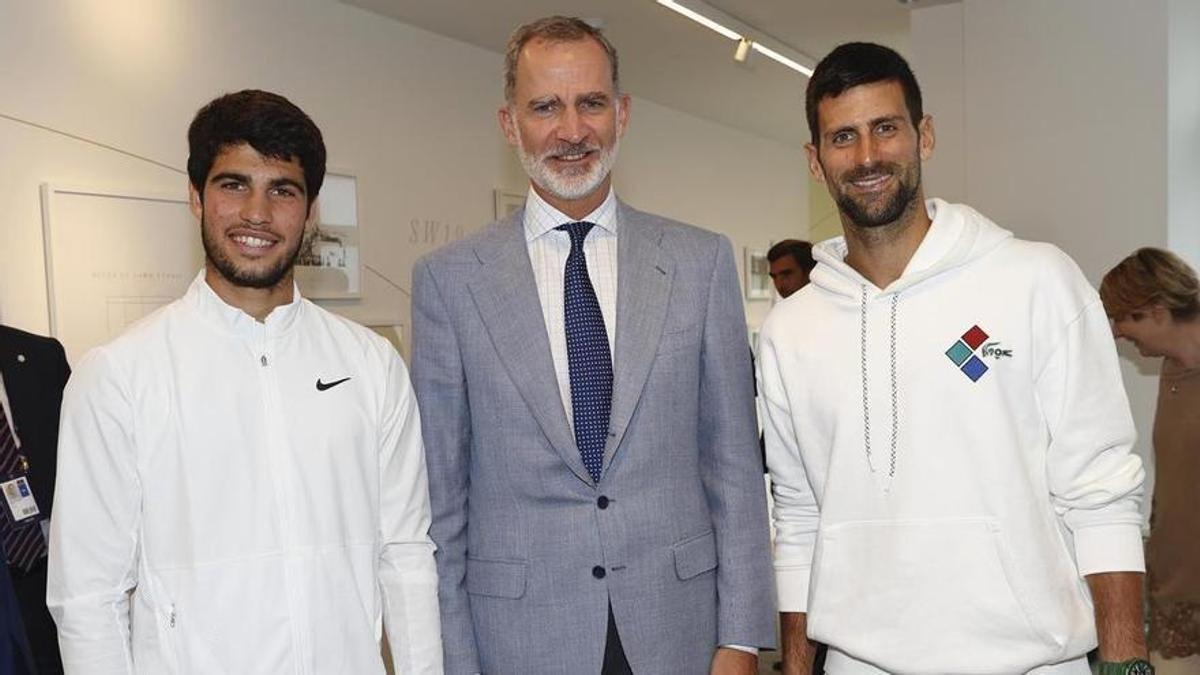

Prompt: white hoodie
[{"left": 759, "top": 200, "right": 1145, "bottom": 674}]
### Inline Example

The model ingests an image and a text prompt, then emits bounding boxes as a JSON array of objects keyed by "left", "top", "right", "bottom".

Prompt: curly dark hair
[{"left": 187, "top": 89, "right": 326, "bottom": 209}]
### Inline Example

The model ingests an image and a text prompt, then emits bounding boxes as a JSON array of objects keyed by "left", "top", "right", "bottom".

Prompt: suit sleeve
[
  {"left": 410, "top": 258, "right": 479, "bottom": 674},
  {"left": 697, "top": 236, "right": 777, "bottom": 649},
  {"left": 1037, "top": 297, "right": 1145, "bottom": 575},
  {"left": 378, "top": 346, "right": 444, "bottom": 674},
  {"left": 46, "top": 348, "right": 140, "bottom": 674}
]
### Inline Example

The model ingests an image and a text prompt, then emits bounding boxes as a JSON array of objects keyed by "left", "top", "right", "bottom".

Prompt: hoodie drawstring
[{"left": 860, "top": 284, "right": 900, "bottom": 481}]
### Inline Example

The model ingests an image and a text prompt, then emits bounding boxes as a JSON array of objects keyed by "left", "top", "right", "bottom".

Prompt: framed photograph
[
  {"left": 744, "top": 247, "right": 771, "bottom": 300},
  {"left": 494, "top": 189, "right": 525, "bottom": 220},
  {"left": 296, "top": 172, "right": 361, "bottom": 300}
]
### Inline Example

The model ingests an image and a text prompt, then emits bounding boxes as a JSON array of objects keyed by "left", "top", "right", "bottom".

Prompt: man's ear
[
  {"left": 498, "top": 105, "right": 519, "bottom": 147},
  {"left": 804, "top": 143, "right": 826, "bottom": 184},
  {"left": 918, "top": 114, "right": 935, "bottom": 161},
  {"left": 615, "top": 93, "right": 631, "bottom": 138},
  {"left": 188, "top": 181, "right": 204, "bottom": 221}
]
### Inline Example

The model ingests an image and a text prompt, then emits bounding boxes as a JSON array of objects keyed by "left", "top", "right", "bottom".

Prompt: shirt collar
[
  {"left": 187, "top": 270, "right": 305, "bottom": 337},
  {"left": 523, "top": 186, "right": 618, "bottom": 242}
]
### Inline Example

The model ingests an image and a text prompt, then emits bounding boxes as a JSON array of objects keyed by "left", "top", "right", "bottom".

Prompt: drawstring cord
[{"left": 860, "top": 285, "right": 900, "bottom": 482}]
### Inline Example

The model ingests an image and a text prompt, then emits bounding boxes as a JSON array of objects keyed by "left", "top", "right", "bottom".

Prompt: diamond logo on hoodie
[{"left": 945, "top": 325, "right": 990, "bottom": 382}]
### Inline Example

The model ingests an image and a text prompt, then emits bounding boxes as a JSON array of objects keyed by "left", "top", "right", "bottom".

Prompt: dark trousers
[
  {"left": 10, "top": 560, "right": 63, "bottom": 674},
  {"left": 601, "top": 604, "right": 633, "bottom": 675}
]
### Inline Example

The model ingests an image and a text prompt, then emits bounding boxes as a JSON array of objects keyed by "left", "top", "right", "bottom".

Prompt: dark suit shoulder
[
  {"left": 0, "top": 325, "right": 68, "bottom": 375},
  {"left": 0, "top": 325, "right": 64, "bottom": 354}
]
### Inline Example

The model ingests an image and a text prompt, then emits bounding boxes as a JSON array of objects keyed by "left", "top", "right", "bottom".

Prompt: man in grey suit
[{"left": 411, "top": 15, "right": 775, "bottom": 675}]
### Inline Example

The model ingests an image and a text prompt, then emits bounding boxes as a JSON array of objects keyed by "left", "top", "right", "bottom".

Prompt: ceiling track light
[{"left": 655, "top": 0, "right": 814, "bottom": 76}]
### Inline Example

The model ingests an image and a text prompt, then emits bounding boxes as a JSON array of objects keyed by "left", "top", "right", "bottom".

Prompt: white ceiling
[{"left": 342, "top": 0, "right": 943, "bottom": 147}]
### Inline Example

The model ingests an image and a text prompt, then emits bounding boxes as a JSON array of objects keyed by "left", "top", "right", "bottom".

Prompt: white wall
[
  {"left": 1168, "top": 0, "right": 1200, "bottom": 269},
  {"left": 0, "top": 0, "right": 807, "bottom": 350},
  {"left": 910, "top": 0, "right": 1179, "bottom": 520}
]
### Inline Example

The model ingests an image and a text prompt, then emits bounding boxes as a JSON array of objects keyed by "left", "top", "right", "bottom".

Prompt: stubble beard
[
  {"left": 515, "top": 127, "right": 620, "bottom": 203},
  {"left": 201, "top": 214, "right": 303, "bottom": 290},
  {"left": 832, "top": 159, "right": 922, "bottom": 231}
]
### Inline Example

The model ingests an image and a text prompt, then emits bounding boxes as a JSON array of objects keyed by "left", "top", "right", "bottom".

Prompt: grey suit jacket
[{"left": 411, "top": 201, "right": 775, "bottom": 674}]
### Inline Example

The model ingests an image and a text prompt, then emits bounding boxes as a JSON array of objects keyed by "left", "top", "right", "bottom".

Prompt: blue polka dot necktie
[{"left": 557, "top": 222, "right": 612, "bottom": 484}]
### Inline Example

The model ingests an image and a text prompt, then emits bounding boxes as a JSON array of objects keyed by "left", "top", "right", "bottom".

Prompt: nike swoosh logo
[{"left": 316, "top": 377, "right": 352, "bottom": 391}]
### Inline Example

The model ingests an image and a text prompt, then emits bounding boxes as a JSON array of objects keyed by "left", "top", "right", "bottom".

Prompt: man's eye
[
  {"left": 532, "top": 102, "right": 557, "bottom": 115},
  {"left": 271, "top": 187, "right": 297, "bottom": 198},
  {"left": 832, "top": 132, "right": 853, "bottom": 145},
  {"left": 220, "top": 182, "right": 246, "bottom": 191},
  {"left": 580, "top": 99, "right": 605, "bottom": 111},
  {"left": 877, "top": 123, "right": 898, "bottom": 135}
]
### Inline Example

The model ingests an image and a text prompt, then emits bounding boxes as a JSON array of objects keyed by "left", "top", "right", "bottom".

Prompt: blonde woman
[{"left": 1102, "top": 247, "right": 1200, "bottom": 673}]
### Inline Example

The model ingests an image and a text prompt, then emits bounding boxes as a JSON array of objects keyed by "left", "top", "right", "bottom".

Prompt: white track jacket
[
  {"left": 759, "top": 200, "right": 1145, "bottom": 674},
  {"left": 48, "top": 273, "right": 442, "bottom": 674}
]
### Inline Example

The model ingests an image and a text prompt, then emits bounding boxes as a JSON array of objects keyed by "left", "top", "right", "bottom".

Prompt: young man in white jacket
[
  {"left": 759, "top": 43, "right": 1151, "bottom": 675},
  {"left": 48, "top": 90, "right": 442, "bottom": 673}
]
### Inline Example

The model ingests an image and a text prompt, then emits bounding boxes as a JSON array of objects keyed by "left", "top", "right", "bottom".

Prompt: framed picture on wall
[
  {"left": 494, "top": 189, "right": 525, "bottom": 220},
  {"left": 295, "top": 172, "right": 361, "bottom": 299},
  {"left": 744, "top": 247, "right": 771, "bottom": 300}
]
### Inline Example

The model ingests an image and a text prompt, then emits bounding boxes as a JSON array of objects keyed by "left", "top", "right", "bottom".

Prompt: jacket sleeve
[
  {"left": 697, "top": 236, "right": 777, "bottom": 649},
  {"left": 757, "top": 324, "right": 819, "bottom": 613},
  {"left": 410, "top": 258, "right": 479, "bottom": 674},
  {"left": 378, "top": 347, "right": 444, "bottom": 674},
  {"left": 1037, "top": 296, "right": 1145, "bottom": 575},
  {"left": 46, "top": 348, "right": 140, "bottom": 674}
]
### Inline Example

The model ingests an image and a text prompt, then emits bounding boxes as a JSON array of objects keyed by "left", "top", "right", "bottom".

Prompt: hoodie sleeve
[
  {"left": 1036, "top": 279, "right": 1145, "bottom": 576},
  {"left": 758, "top": 327, "right": 820, "bottom": 613}
]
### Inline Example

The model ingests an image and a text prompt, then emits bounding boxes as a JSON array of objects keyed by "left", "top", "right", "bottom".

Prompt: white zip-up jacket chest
[{"left": 49, "top": 273, "right": 442, "bottom": 674}]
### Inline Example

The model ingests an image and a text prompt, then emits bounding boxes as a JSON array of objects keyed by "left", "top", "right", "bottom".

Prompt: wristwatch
[{"left": 1097, "top": 659, "right": 1154, "bottom": 675}]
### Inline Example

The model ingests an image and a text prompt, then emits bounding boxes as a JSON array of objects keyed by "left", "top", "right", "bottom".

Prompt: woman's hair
[{"left": 1100, "top": 247, "right": 1200, "bottom": 321}]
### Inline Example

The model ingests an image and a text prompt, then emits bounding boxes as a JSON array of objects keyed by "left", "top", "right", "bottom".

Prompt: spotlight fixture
[
  {"left": 656, "top": 0, "right": 814, "bottom": 76},
  {"left": 734, "top": 38, "right": 752, "bottom": 63}
]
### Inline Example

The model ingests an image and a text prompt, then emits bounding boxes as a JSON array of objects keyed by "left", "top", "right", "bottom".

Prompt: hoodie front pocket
[{"left": 808, "top": 517, "right": 1060, "bottom": 675}]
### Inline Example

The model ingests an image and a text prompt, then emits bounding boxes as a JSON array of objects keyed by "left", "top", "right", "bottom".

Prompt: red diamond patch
[{"left": 961, "top": 325, "right": 989, "bottom": 350}]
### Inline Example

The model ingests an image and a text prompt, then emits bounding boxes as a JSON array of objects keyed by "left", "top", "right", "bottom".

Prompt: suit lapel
[
  {"left": 0, "top": 333, "right": 32, "bottom": 431},
  {"left": 603, "top": 203, "right": 673, "bottom": 473},
  {"left": 467, "top": 211, "right": 592, "bottom": 486}
]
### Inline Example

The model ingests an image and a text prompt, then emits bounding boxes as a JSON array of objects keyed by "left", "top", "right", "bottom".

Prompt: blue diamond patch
[{"left": 961, "top": 355, "right": 989, "bottom": 382}]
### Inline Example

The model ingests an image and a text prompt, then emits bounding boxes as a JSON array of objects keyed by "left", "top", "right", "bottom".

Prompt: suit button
[
  {"left": 597, "top": 495, "right": 609, "bottom": 509},
  {"left": 592, "top": 566, "right": 606, "bottom": 579}
]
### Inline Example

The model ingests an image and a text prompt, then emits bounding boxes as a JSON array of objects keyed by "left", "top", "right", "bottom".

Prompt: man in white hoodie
[
  {"left": 48, "top": 90, "right": 442, "bottom": 673},
  {"left": 759, "top": 43, "right": 1151, "bottom": 675}
]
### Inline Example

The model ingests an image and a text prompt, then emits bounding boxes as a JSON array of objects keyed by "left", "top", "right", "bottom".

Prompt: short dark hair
[
  {"left": 505, "top": 16, "right": 619, "bottom": 103},
  {"left": 187, "top": 89, "right": 326, "bottom": 208},
  {"left": 805, "top": 42, "right": 923, "bottom": 146},
  {"left": 767, "top": 239, "right": 816, "bottom": 272}
]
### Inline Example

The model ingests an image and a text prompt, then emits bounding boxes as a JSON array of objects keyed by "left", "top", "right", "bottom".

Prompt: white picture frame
[
  {"left": 295, "top": 171, "right": 362, "bottom": 300},
  {"left": 744, "top": 247, "right": 771, "bottom": 300}
]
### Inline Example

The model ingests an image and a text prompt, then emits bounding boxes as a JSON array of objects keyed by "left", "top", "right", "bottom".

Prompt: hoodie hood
[{"left": 810, "top": 198, "right": 1014, "bottom": 298}]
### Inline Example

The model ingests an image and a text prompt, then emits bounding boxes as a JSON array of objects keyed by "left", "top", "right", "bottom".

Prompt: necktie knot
[{"left": 556, "top": 221, "right": 595, "bottom": 254}]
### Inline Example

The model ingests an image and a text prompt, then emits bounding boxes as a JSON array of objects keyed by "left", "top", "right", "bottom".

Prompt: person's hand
[{"left": 710, "top": 647, "right": 758, "bottom": 675}]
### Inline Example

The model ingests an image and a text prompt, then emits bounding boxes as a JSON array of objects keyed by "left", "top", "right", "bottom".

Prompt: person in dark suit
[
  {"left": 0, "top": 563, "right": 35, "bottom": 675},
  {"left": 0, "top": 324, "right": 69, "bottom": 674},
  {"left": 412, "top": 15, "right": 775, "bottom": 675}
]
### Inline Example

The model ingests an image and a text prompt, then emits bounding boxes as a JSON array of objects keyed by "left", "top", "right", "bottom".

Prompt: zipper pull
[
  {"left": 169, "top": 606, "right": 176, "bottom": 628},
  {"left": 260, "top": 354, "right": 269, "bottom": 367}
]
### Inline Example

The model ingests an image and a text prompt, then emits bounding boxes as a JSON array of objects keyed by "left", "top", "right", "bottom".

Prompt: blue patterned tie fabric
[
  {"left": 0, "top": 401, "right": 47, "bottom": 571},
  {"left": 557, "top": 221, "right": 613, "bottom": 483}
]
